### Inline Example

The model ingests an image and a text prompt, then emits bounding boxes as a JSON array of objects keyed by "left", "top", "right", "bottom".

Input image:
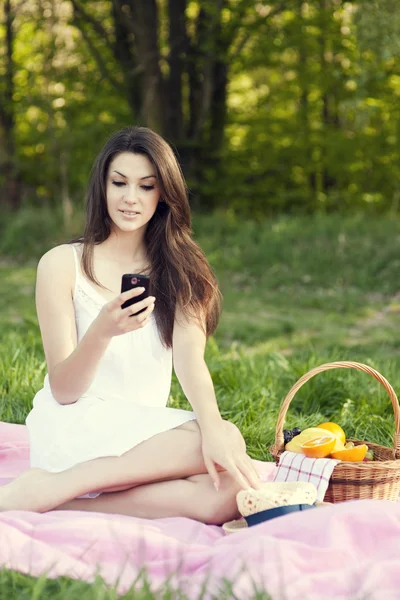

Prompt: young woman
[{"left": 0, "top": 126, "right": 261, "bottom": 524}]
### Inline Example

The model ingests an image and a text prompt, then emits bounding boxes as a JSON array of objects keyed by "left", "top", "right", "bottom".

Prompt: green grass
[
  {"left": 1, "top": 208, "right": 400, "bottom": 598},
  {"left": 0, "top": 566, "right": 274, "bottom": 599}
]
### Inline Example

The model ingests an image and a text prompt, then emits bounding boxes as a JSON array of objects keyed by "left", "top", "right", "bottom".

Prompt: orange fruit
[
  {"left": 301, "top": 434, "right": 337, "bottom": 458},
  {"left": 331, "top": 436, "right": 346, "bottom": 453},
  {"left": 330, "top": 444, "right": 368, "bottom": 462},
  {"left": 317, "top": 422, "right": 346, "bottom": 444},
  {"left": 285, "top": 427, "right": 333, "bottom": 453}
]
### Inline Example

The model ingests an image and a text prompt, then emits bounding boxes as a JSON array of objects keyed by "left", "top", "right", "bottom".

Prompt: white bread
[{"left": 236, "top": 481, "right": 317, "bottom": 517}]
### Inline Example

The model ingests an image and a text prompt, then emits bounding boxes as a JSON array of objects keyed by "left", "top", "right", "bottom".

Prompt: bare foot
[{"left": 0, "top": 468, "right": 54, "bottom": 512}]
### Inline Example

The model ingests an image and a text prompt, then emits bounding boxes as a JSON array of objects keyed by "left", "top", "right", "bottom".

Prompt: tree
[
  {"left": 0, "top": 0, "right": 20, "bottom": 210},
  {"left": 2, "top": 0, "right": 399, "bottom": 215},
  {"left": 70, "top": 0, "right": 286, "bottom": 205}
]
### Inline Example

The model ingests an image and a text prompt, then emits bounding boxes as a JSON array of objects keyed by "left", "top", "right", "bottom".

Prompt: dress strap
[
  {"left": 70, "top": 244, "right": 105, "bottom": 313},
  {"left": 70, "top": 243, "right": 81, "bottom": 288}
]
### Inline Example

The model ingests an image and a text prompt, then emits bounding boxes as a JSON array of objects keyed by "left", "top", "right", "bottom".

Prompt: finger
[
  {"left": 136, "top": 316, "right": 150, "bottom": 328},
  {"left": 119, "top": 286, "right": 146, "bottom": 303},
  {"left": 226, "top": 455, "right": 259, "bottom": 491},
  {"left": 240, "top": 452, "right": 262, "bottom": 485},
  {"left": 237, "top": 455, "right": 262, "bottom": 490},
  {"left": 130, "top": 307, "right": 151, "bottom": 327},
  {"left": 114, "top": 287, "right": 147, "bottom": 311},
  {"left": 203, "top": 456, "right": 220, "bottom": 491},
  {"left": 134, "top": 301, "right": 155, "bottom": 321},
  {"left": 122, "top": 296, "right": 155, "bottom": 316},
  {"left": 225, "top": 462, "right": 251, "bottom": 491}
]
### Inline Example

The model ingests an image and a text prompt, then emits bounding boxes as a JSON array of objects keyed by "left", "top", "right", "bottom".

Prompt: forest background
[{"left": 1, "top": 0, "right": 399, "bottom": 218}]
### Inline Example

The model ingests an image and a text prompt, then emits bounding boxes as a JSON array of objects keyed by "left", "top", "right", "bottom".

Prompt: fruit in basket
[
  {"left": 345, "top": 441, "right": 355, "bottom": 449},
  {"left": 283, "top": 429, "right": 293, "bottom": 444},
  {"left": 331, "top": 436, "right": 346, "bottom": 452},
  {"left": 317, "top": 422, "right": 346, "bottom": 444},
  {"left": 283, "top": 428, "right": 302, "bottom": 445},
  {"left": 330, "top": 444, "right": 368, "bottom": 462},
  {"left": 285, "top": 426, "right": 347, "bottom": 455},
  {"left": 285, "top": 427, "right": 334, "bottom": 453},
  {"left": 301, "top": 434, "right": 337, "bottom": 458},
  {"left": 363, "top": 449, "right": 375, "bottom": 462}
]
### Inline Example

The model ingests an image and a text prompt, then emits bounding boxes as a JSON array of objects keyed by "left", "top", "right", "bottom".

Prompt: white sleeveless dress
[{"left": 25, "top": 243, "right": 197, "bottom": 490}]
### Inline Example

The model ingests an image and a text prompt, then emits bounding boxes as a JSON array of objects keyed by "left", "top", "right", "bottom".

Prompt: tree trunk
[
  {"left": 111, "top": 1, "right": 142, "bottom": 117},
  {"left": 77, "top": 0, "right": 232, "bottom": 206},
  {"left": 166, "top": 0, "right": 186, "bottom": 142},
  {"left": 187, "top": 2, "right": 224, "bottom": 142},
  {"left": 298, "top": 0, "right": 316, "bottom": 199},
  {"left": 209, "top": 0, "right": 230, "bottom": 152},
  {"left": 183, "top": 1, "right": 228, "bottom": 184},
  {"left": 319, "top": 0, "right": 337, "bottom": 195},
  {"left": 0, "top": 0, "right": 20, "bottom": 211},
  {"left": 124, "top": 0, "right": 164, "bottom": 132}
]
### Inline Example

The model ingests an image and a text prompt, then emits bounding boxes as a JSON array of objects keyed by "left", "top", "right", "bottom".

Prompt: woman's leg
[
  {"left": 0, "top": 420, "right": 226, "bottom": 513},
  {"left": 55, "top": 471, "right": 242, "bottom": 525}
]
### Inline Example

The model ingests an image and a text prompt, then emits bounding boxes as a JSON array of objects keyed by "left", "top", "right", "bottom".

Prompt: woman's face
[{"left": 106, "top": 152, "right": 160, "bottom": 233}]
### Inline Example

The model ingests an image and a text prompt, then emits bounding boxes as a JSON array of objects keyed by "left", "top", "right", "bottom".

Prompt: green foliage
[
  {"left": 1, "top": 0, "right": 399, "bottom": 214},
  {"left": 355, "top": 0, "right": 400, "bottom": 59},
  {"left": 216, "top": 1, "right": 400, "bottom": 214},
  {"left": 7, "top": 0, "right": 131, "bottom": 203},
  {"left": 0, "top": 203, "right": 81, "bottom": 259}
]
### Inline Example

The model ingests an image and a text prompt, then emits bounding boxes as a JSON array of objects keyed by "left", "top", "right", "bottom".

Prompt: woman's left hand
[{"left": 200, "top": 420, "right": 262, "bottom": 491}]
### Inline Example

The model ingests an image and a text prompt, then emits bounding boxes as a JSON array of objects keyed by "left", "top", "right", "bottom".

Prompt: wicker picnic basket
[{"left": 269, "top": 361, "right": 400, "bottom": 503}]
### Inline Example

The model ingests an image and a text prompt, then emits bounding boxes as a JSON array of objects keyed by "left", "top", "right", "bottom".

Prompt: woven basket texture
[{"left": 269, "top": 361, "right": 400, "bottom": 503}]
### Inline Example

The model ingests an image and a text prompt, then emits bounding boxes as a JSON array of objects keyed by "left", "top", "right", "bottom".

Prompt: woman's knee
[
  {"left": 203, "top": 472, "right": 242, "bottom": 525},
  {"left": 175, "top": 419, "right": 200, "bottom": 433},
  {"left": 176, "top": 418, "right": 235, "bottom": 435}
]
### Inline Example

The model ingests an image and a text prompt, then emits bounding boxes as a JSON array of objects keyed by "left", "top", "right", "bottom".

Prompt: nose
[{"left": 123, "top": 184, "right": 140, "bottom": 205}]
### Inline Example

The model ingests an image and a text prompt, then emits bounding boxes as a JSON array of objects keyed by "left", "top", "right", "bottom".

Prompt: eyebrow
[{"left": 112, "top": 170, "right": 156, "bottom": 180}]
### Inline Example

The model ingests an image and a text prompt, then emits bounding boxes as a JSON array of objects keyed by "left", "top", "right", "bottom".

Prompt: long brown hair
[{"left": 68, "top": 126, "right": 222, "bottom": 348}]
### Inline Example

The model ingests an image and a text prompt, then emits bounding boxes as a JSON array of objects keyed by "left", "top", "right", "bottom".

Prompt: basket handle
[{"left": 271, "top": 361, "right": 400, "bottom": 459}]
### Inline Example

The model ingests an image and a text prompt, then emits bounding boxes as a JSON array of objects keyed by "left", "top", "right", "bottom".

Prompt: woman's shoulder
[
  {"left": 35, "top": 244, "right": 80, "bottom": 309},
  {"left": 37, "top": 244, "right": 79, "bottom": 287},
  {"left": 38, "top": 242, "right": 80, "bottom": 264}
]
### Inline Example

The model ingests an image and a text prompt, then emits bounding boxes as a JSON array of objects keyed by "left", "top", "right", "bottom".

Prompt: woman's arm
[
  {"left": 173, "top": 305, "right": 261, "bottom": 490},
  {"left": 172, "top": 306, "right": 223, "bottom": 431},
  {"left": 36, "top": 246, "right": 112, "bottom": 405},
  {"left": 36, "top": 246, "right": 154, "bottom": 406}
]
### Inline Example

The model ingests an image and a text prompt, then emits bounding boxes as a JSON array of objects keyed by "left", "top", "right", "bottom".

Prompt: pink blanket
[{"left": 1, "top": 421, "right": 400, "bottom": 599}]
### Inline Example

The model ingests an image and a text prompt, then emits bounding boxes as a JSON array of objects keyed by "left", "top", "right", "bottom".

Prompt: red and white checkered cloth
[{"left": 273, "top": 451, "right": 340, "bottom": 502}]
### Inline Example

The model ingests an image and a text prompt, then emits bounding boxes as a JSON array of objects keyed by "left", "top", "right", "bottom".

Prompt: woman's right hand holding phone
[{"left": 94, "top": 287, "right": 156, "bottom": 340}]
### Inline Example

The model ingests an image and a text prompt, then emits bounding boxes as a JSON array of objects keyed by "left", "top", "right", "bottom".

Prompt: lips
[{"left": 119, "top": 210, "right": 140, "bottom": 215}]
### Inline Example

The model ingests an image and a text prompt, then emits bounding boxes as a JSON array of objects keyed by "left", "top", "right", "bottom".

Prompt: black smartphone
[{"left": 121, "top": 274, "right": 150, "bottom": 315}]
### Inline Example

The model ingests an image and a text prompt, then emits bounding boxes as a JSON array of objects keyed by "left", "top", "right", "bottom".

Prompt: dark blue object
[{"left": 244, "top": 503, "right": 316, "bottom": 526}]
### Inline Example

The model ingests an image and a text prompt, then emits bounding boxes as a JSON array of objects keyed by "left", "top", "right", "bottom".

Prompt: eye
[
  {"left": 141, "top": 185, "right": 155, "bottom": 191},
  {"left": 112, "top": 181, "right": 125, "bottom": 187}
]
